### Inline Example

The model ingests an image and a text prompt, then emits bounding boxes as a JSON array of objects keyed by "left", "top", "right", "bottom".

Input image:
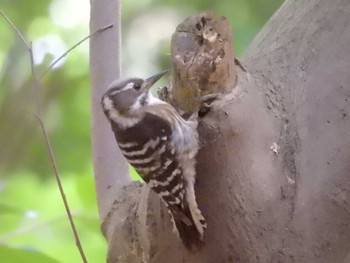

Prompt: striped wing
[
  {"left": 111, "top": 112, "right": 204, "bottom": 249},
  {"left": 112, "top": 113, "right": 186, "bottom": 207}
]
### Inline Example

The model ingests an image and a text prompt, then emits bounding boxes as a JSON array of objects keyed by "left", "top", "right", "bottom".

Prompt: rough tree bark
[{"left": 92, "top": 0, "right": 350, "bottom": 262}]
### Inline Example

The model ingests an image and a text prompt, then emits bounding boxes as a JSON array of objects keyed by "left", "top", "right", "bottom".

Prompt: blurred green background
[{"left": 0, "top": 0, "right": 283, "bottom": 262}]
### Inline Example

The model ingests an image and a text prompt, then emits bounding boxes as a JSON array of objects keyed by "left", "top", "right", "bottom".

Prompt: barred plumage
[{"left": 101, "top": 71, "right": 206, "bottom": 248}]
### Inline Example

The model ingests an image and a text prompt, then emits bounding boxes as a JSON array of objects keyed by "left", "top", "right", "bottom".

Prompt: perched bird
[{"left": 101, "top": 71, "right": 206, "bottom": 248}]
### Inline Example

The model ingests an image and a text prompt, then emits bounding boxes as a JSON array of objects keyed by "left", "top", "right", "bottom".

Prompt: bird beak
[{"left": 143, "top": 70, "right": 168, "bottom": 90}]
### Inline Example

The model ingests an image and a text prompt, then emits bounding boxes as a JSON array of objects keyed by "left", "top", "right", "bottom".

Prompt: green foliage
[
  {"left": 130, "top": 165, "right": 144, "bottom": 182},
  {"left": 0, "top": 172, "right": 106, "bottom": 262},
  {"left": 0, "top": 245, "right": 59, "bottom": 263},
  {"left": 0, "top": 0, "right": 283, "bottom": 262}
]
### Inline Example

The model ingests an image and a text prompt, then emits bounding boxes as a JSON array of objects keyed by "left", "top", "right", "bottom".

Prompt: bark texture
[
  {"left": 170, "top": 12, "right": 236, "bottom": 114},
  {"left": 101, "top": 0, "right": 350, "bottom": 262}
]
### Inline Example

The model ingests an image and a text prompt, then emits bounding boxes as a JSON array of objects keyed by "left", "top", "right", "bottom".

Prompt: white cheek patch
[
  {"left": 148, "top": 93, "right": 166, "bottom": 105},
  {"left": 102, "top": 96, "right": 114, "bottom": 111},
  {"left": 131, "top": 92, "right": 166, "bottom": 111},
  {"left": 102, "top": 96, "right": 139, "bottom": 128},
  {"left": 131, "top": 93, "right": 146, "bottom": 110}
]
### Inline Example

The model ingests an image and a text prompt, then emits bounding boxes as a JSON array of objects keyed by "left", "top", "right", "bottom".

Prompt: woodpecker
[{"left": 101, "top": 71, "right": 206, "bottom": 249}]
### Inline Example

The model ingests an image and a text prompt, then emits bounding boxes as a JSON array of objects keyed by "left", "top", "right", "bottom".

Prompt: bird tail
[{"left": 170, "top": 205, "right": 206, "bottom": 250}]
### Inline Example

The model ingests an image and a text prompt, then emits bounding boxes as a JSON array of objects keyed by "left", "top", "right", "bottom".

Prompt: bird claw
[
  {"left": 199, "top": 93, "right": 219, "bottom": 117},
  {"left": 158, "top": 86, "right": 220, "bottom": 117}
]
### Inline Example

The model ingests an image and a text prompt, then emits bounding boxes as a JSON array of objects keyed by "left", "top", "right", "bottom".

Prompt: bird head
[{"left": 101, "top": 70, "right": 168, "bottom": 117}]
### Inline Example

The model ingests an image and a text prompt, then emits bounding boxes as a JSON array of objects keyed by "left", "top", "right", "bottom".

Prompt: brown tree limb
[
  {"left": 104, "top": 13, "right": 242, "bottom": 263},
  {"left": 103, "top": 0, "right": 350, "bottom": 262},
  {"left": 0, "top": 9, "right": 88, "bottom": 263},
  {"left": 170, "top": 12, "right": 236, "bottom": 114},
  {"left": 89, "top": 0, "right": 131, "bottom": 229}
]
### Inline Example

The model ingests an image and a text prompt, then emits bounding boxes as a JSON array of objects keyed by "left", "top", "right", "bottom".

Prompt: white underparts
[{"left": 131, "top": 91, "right": 166, "bottom": 111}]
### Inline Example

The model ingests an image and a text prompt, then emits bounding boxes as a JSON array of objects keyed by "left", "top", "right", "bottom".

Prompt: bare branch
[
  {"left": 0, "top": 8, "right": 30, "bottom": 49},
  {"left": 41, "top": 24, "right": 114, "bottom": 77},
  {"left": 33, "top": 113, "right": 88, "bottom": 263},
  {"left": 1, "top": 10, "right": 88, "bottom": 263}
]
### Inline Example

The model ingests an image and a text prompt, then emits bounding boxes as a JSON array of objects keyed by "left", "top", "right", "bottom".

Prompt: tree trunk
[
  {"left": 99, "top": 0, "right": 350, "bottom": 262},
  {"left": 89, "top": 0, "right": 130, "bottom": 222}
]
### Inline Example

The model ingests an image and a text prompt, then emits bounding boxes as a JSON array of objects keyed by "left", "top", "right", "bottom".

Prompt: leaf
[
  {"left": 0, "top": 245, "right": 59, "bottom": 263},
  {"left": 0, "top": 203, "right": 22, "bottom": 216}
]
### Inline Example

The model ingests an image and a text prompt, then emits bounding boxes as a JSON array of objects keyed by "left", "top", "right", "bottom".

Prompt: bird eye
[{"left": 134, "top": 84, "right": 141, "bottom": 91}]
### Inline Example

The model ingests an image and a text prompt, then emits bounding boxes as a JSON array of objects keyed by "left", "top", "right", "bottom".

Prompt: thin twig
[
  {"left": 41, "top": 24, "right": 113, "bottom": 77},
  {"left": 0, "top": 9, "right": 30, "bottom": 49},
  {"left": 31, "top": 110, "right": 88, "bottom": 263},
  {"left": 1, "top": 9, "right": 88, "bottom": 263}
]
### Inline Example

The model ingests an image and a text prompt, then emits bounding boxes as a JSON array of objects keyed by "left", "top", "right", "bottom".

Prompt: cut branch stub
[{"left": 170, "top": 12, "right": 236, "bottom": 114}]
